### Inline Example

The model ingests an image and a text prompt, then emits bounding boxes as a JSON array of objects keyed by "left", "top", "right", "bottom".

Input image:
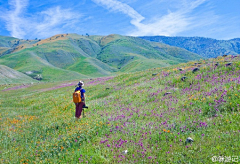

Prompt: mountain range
[
  {"left": 140, "top": 36, "right": 240, "bottom": 58},
  {"left": 0, "top": 34, "right": 239, "bottom": 84},
  {"left": 0, "top": 34, "right": 201, "bottom": 83}
]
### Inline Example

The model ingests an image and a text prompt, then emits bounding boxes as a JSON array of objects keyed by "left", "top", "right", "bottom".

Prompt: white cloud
[
  {"left": 33, "top": 6, "right": 81, "bottom": 38},
  {"left": 1, "top": 0, "right": 82, "bottom": 39},
  {"left": 92, "top": 0, "right": 144, "bottom": 24},
  {"left": 2, "top": 0, "right": 28, "bottom": 38},
  {"left": 92, "top": 0, "right": 213, "bottom": 36}
]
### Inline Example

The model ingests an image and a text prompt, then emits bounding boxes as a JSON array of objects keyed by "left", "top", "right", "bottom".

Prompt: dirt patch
[{"left": 32, "top": 34, "right": 68, "bottom": 47}]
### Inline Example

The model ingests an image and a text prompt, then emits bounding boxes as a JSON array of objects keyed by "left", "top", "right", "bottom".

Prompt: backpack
[{"left": 73, "top": 89, "right": 82, "bottom": 103}]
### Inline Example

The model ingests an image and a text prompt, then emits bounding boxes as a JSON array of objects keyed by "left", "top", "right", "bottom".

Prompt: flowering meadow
[{"left": 0, "top": 55, "right": 240, "bottom": 163}]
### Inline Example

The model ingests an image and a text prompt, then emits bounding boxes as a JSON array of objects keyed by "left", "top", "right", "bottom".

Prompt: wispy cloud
[
  {"left": 92, "top": 0, "right": 144, "bottom": 24},
  {"left": 92, "top": 0, "right": 214, "bottom": 36},
  {"left": 0, "top": 0, "right": 82, "bottom": 39},
  {"left": 1, "top": 0, "right": 28, "bottom": 38},
  {"left": 33, "top": 6, "right": 81, "bottom": 38}
]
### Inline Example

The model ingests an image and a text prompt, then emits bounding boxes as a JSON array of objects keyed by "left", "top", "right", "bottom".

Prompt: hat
[{"left": 78, "top": 81, "right": 84, "bottom": 86}]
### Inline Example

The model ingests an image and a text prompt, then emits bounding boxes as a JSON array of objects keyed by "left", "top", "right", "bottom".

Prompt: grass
[{"left": 0, "top": 55, "right": 240, "bottom": 163}]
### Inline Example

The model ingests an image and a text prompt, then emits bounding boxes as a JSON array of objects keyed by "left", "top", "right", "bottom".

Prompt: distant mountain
[
  {"left": 95, "top": 34, "right": 201, "bottom": 72},
  {"left": 0, "top": 35, "right": 39, "bottom": 57},
  {"left": 140, "top": 36, "right": 240, "bottom": 58},
  {"left": 0, "top": 34, "right": 201, "bottom": 82}
]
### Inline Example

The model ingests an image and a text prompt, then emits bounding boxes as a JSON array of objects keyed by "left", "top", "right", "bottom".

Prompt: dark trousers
[{"left": 75, "top": 102, "right": 85, "bottom": 118}]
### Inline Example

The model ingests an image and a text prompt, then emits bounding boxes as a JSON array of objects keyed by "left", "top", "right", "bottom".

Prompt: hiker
[{"left": 74, "top": 81, "right": 86, "bottom": 119}]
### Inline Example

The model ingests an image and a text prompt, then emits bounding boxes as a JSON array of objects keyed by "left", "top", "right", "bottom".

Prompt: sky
[{"left": 0, "top": 0, "right": 239, "bottom": 40}]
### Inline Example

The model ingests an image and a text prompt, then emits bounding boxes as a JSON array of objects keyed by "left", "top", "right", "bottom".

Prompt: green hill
[
  {"left": 0, "top": 65, "right": 37, "bottom": 84},
  {"left": 0, "top": 48, "right": 89, "bottom": 82},
  {"left": 96, "top": 35, "right": 201, "bottom": 70},
  {"left": 0, "top": 35, "right": 39, "bottom": 57},
  {"left": 0, "top": 33, "right": 202, "bottom": 82},
  {"left": 140, "top": 36, "right": 240, "bottom": 58}
]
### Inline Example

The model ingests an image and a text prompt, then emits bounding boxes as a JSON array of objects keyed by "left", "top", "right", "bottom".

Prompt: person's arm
[{"left": 82, "top": 93, "right": 85, "bottom": 103}]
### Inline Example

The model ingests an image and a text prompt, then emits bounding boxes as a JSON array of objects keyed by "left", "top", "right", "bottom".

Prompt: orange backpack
[{"left": 73, "top": 89, "right": 82, "bottom": 103}]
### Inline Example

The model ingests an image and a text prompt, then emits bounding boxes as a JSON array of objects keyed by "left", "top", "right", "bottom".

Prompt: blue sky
[{"left": 0, "top": 0, "right": 239, "bottom": 40}]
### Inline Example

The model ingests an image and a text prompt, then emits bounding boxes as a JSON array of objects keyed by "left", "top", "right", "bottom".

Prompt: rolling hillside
[
  {"left": 0, "top": 65, "right": 37, "bottom": 84},
  {"left": 0, "top": 35, "right": 39, "bottom": 57},
  {"left": 0, "top": 55, "right": 239, "bottom": 163},
  {"left": 140, "top": 36, "right": 240, "bottom": 58},
  {"left": 96, "top": 34, "right": 201, "bottom": 71},
  {"left": 0, "top": 33, "right": 202, "bottom": 82}
]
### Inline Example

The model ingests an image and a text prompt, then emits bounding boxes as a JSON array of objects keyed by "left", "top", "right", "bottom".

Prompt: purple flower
[{"left": 148, "top": 156, "right": 152, "bottom": 159}]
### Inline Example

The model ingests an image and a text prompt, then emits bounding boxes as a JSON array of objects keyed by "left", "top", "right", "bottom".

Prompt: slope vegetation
[
  {"left": 0, "top": 55, "right": 239, "bottom": 163},
  {"left": 0, "top": 65, "right": 37, "bottom": 84}
]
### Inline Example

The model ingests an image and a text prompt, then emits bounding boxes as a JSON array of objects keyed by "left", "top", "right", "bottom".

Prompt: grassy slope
[
  {"left": 0, "top": 48, "right": 89, "bottom": 81},
  {"left": 0, "top": 36, "right": 17, "bottom": 47},
  {"left": 0, "top": 36, "right": 18, "bottom": 56},
  {"left": 0, "top": 65, "right": 37, "bottom": 84},
  {"left": 0, "top": 35, "right": 39, "bottom": 56},
  {"left": 97, "top": 35, "right": 201, "bottom": 70},
  {"left": 0, "top": 55, "right": 239, "bottom": 163}
]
